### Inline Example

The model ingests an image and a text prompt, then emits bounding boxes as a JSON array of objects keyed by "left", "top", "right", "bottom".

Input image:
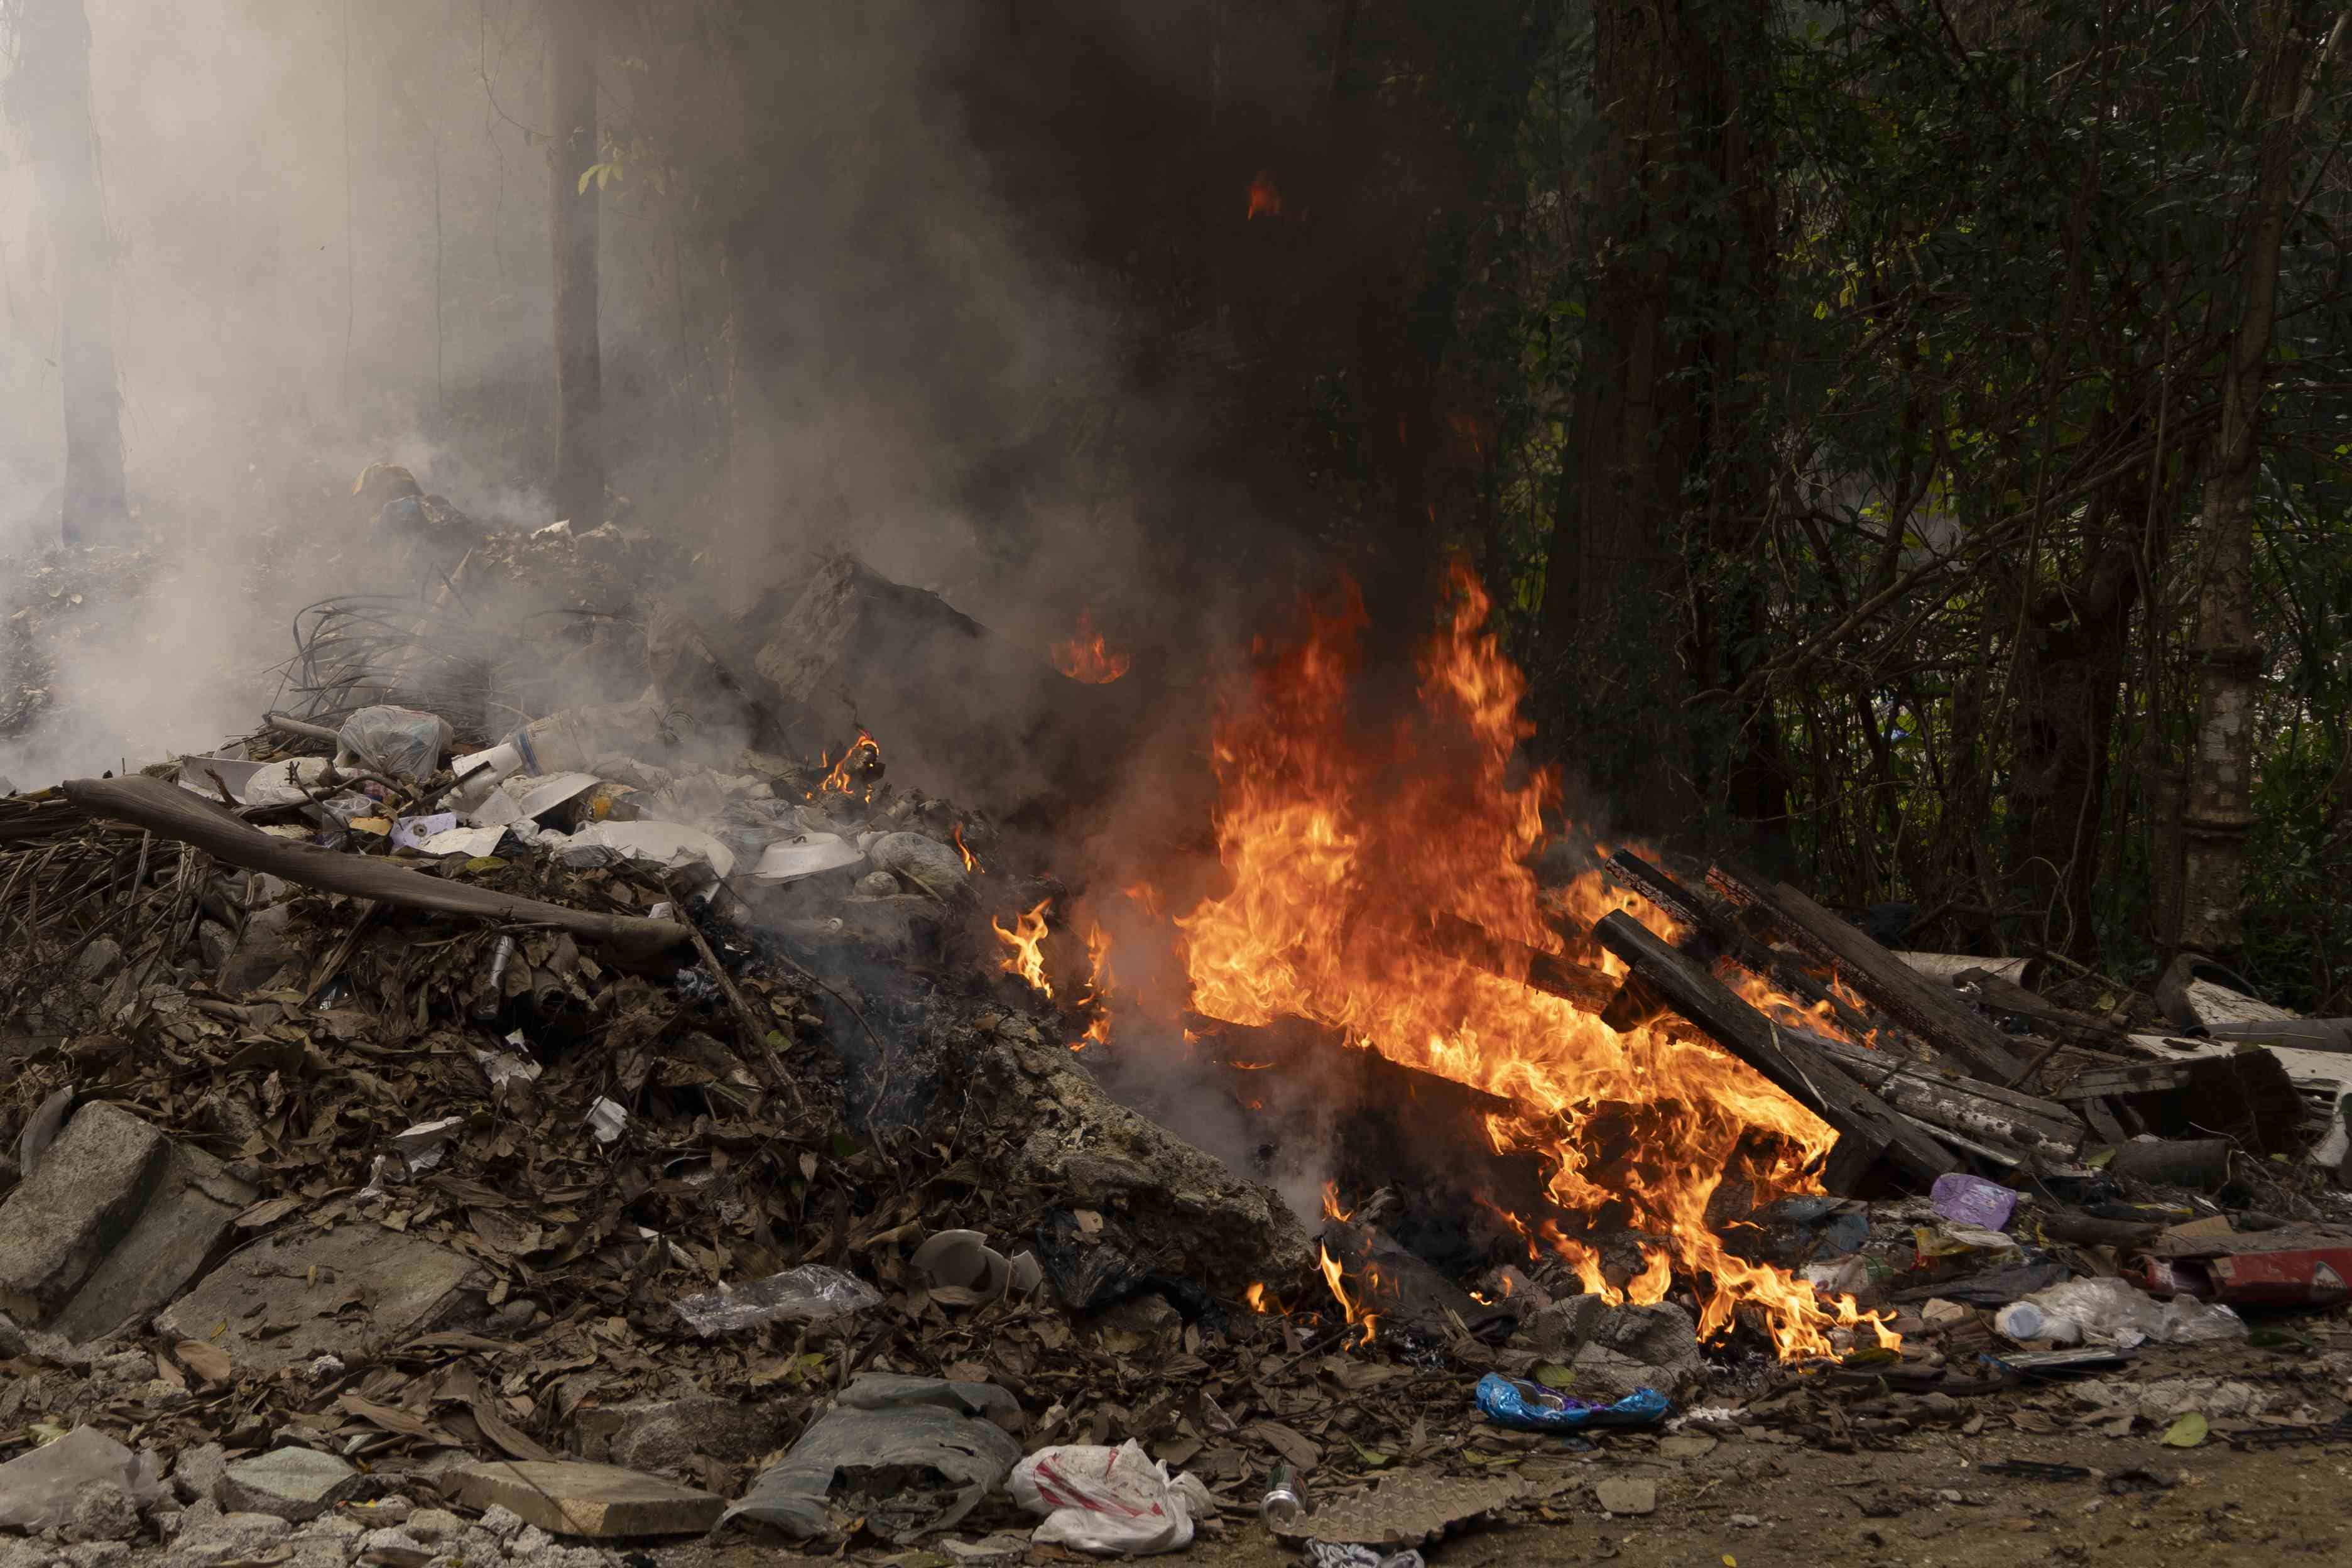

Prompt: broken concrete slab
[
  {"left": 0, "top": 1102, "right": 256, "bottom": 1344},
  {"left": 215, "top": 1449, "right": 364, "bottom": 1522},
  {"left": 0, "top": 1429, "right": 167, "bottom": 1534},
  {"left": 161, "top": 1511, "right": 293, "bottom": 1568},
  {"left": 1594, "top": 1476, "right": 1656, "bottom": 1516},
  {"left": 440, "top": 1461, "right": 725, "bottom": 1538},
  {"left": 154, "top": 1224, "right": 488, "bottom": 1373}
]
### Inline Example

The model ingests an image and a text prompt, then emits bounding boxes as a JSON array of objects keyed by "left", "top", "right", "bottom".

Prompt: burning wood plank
[
  {"left": 1604, "top": 850, "right": 1881, "bottom": 1044},
  {"left": 1415, "top": 912, "right": 1615, "bottom": 1012},
  {"left": 1706, "top": 864, "right": 2031, "bottom": 1086},
  {"left": 1590, "top": 910, "right": 1959, "bottom": 1190}
]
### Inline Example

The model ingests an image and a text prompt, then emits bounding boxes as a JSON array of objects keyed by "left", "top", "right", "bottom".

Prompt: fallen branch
[{"left": 62, "top": 775, "right": 687, "bottom": 964}]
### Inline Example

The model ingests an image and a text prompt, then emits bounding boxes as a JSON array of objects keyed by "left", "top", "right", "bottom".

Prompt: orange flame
[
  {"left": 1246, "top": 170, "right": 1282, "bottom": 220},
  {"left": 1052, "top": 611, "right": 1132, "bottom": 684},
  {"left": 1172, "top": 564, "right": 1891, "bottom": 1360},
  {"left": 992, "top": 899, "right": 1054, "bottom": 998},
  {"left": 812, "top": 729, "right": 881, "bottom": 798},
  {"left": 954, "top": 825, "right": 981, "bottom": 873}
]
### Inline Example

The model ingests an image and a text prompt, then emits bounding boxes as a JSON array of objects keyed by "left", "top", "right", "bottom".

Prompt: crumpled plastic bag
[
  {"left": 674, "top": 1265, "right": 884, "bottom": 1336},
  {"left": 726, "top": 1374, "right": 1022, "bottom": 1544},
  {"left": 0, "top": 1427, "right": 168, "bottom": 1533},
  {"left": 1473, "top": 1374, "right": 1670, "bottom": 1432},
  {"left": 1010, "top": 1440, "right": 1214, "bottom": 1556},
  {"left": 334, "top": 705, "right": 452, "bottom": 785},
  {"left": 2015, "top": 1277, "right": 2245, "bottom": 1348}
]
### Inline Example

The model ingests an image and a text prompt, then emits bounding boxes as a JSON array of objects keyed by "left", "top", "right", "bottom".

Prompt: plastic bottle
[
  {"left": 1995, "top": 1300, "right": 2082, "bottom": 1346},
  {"left": 1260, "top": 1462, "right": 1304, "bottom": 1526}
]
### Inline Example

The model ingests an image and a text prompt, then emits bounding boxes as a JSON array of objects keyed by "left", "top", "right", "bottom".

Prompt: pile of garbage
[{"left": 3, "top": 526, "right": 2352, "bottom": 1565}]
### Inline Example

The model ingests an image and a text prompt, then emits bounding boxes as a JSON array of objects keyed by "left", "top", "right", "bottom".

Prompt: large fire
[
  {"left": 1170, "top": 565, "right": 1887, "bottom": 1359},
  {"left": 1051, "top": 611, "right": 1131, "bottom": 684}
]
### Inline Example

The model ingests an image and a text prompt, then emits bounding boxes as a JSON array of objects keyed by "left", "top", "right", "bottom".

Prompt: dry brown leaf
[{"left": 177, "top": 1339, "right": 232, "bottom": 1383}]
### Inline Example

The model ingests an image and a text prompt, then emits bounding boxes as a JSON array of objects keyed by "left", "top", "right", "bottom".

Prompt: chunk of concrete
[
  {"left": 215, "top": 1449, "right": 364, "bottom": 1522},
  {"left": 0, "top": 1429, "right": 166, "bottom": 1534},
  {"left": 0, "top": 1102, "right": 258, "bottom": 1344},
  {"left": 440, "top": 1461, "right": 725, "bottom": 1538},
  {"left": 171, "top": 1444, "right": 227, "bottom": 1506},
  {"left": 163, "top": 1511, "right": 293, "bottom": 1568},
  {"left": 1594, "top": 1477, "right": 1656, "bottom": 1516},
  {"left": 155, "top": 1226, "right": 488, "bottom": 1373}
]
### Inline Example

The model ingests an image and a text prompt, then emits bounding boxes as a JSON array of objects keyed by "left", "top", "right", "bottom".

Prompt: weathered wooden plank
[
  {"left": 1804, "top": 1033, "right": 2084, "bottom": 1160},
  {"left": 1591, "top": 910, "right": 1958, "bottom": 1188},
  {"left": 1707, "top": 864, "right": 2029, "bottom": 1084}
]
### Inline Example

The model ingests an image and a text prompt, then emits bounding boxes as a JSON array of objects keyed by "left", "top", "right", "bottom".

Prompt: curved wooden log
[{"left": 63, "top": 774, "right": 689, "bottom": 964}]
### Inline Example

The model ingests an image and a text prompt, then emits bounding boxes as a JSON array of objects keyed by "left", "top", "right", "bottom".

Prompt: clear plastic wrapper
[{"left": 673, "top": 1264, "right": 883, "bottom": 1336}]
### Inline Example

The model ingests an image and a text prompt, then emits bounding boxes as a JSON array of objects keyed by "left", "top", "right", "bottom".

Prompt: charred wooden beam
[
  {"left": 1418, "top": 912, "right": 1616, "bottom": 1013},
  {"left": 1591, "top": 910, "right": 1959, "bottom": 1189},
  {"left": 1706, "top": 864, "right": 2029, "bottom": 1086},
  {"left": 2047, "top": 1050, "right": 2305, "bottom": 1156},
  {"left": 1953, "top": 969, "right": 2126, "bottom": 1052},
  {"left": 1607, "top": 850, "right": 1881, "bottom": 1043}
]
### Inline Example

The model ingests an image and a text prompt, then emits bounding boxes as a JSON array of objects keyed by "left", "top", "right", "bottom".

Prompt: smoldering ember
[{"left": 6, "top": 7, "right": 2352, "bottom": 1568}]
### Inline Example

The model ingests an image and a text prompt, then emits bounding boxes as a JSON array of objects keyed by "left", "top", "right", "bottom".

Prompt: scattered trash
[
  {"left": 727, "top": 1373, "right": 1022, "bottom": 1543},
  {"left": 1304, "top": 1545, "right": 1426, "bottom": 1568},
  {"left": 911, "top": 1228, "right": 1013, "bottom": 1304},
  {"left": 1473, "top": 1374, "right": 1671, "bottom": 1432},
  {"left": 1993, "top": 1298, "right": 2082, "bottom": 1347},
  {"left": 671, "top": 1265, "right": 885, "bottom": 1336},
  {"left": 391, "top": 811, "right": 459, "bottom": 850},
  {"left": 752, "top": 830, "right": 865, "bottom": 882},
  {"left": 587, "top": 1097, "right": 629, "bottom": 1145},
  {"left": 1261, "top": 1460, "right": 1306, "bottom": 1526},
  {"left": 560, "top": 819, "right": 736, "bottom": 881},
  {"left": 2010, "top": 1277, "right": 2245, "bottom": 1348},
  {"left": 1268, "top": 1471, "right": 1522, "bottom": 1550},
  {"left": 1010, "top": 1440, "right": 1215, "bottom": 1555},
  {"left": 389, "top": 1116, "right": 464, "bottom": 1175},
  {"left": 1930, "top": 1172, "right": 2019, "bottom": 1231},
  {"left": 335, "top": 704, "right": 454, "bottom": 785}
]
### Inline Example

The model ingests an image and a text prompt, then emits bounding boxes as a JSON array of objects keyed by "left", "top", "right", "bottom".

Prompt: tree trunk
[
  {"left": 548, "top": 3, "right": 604, "bottom": 528},
  {"left": 1539, "top": 0, "right": 1770, "bottom": 832},
  {"left": 2173, "top": 1, "right": 2306, "bottom": 956},
  {"left": 14, "top": 0, "right": 129, "bottom": 544}
]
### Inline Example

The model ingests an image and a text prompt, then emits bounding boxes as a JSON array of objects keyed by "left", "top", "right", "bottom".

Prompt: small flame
[
  {"left": 1245, "top": 1282, "right": 1282, "bottom": 1315},
  {"left": 1246, "top": 170, "right": 1282, "bottom": 220},
  {"left": 1123, "top": 881, "right": 1164, "bottom": 920},
  {"left": 812, "top": 729, "right": 881, "bottom": 798},
  {"left": 1052, "top": 611, "right": 1132, "bottom": 684},
  {"left": 1320, "top": 1182, "right": 1351, "bottom": 1222},
  {"left": 992, "top": 899, "right": 1054, "bottom": 997},
  {"left": 953, "top": 824, "right": 981, "bottom": 873}
]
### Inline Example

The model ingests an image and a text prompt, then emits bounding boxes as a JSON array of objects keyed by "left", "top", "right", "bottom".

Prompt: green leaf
[
  {"left": 2162, "top": 1411, "right": 2208, "bottom": 1447},
  {"left": 1346, "top": 1435, "right": 1392, "bottom": 1469},
  {"left": 577, "top": 166, "right": 595, "bottom": 196},
  {"left": 1533, "top": 1363, "right": 1577, "bottom": 1388}
]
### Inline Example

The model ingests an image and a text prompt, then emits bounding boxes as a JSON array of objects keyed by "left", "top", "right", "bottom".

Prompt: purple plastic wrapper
[{"left": 1931, "top": 1172, "right": 2018, "bottom": 1231}]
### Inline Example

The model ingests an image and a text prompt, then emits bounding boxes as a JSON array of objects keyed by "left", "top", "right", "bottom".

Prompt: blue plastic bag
[{"left": 1474, "top": 1373, "right": 1670, "bottom": 1432}]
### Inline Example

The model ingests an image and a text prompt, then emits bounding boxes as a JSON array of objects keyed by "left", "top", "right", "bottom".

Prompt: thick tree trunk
[
  {"left": 548, "top": 4, "right": 605, "bottom": 528},
  {"left": 14, "top": 0, "right": 129, "bottom": 544},
  {"left": 2173, "top": 1, "right": 2305, "bottom": 956},
  {"left": 1539, "top": 0, "right": 1773, "bottom": 832}
]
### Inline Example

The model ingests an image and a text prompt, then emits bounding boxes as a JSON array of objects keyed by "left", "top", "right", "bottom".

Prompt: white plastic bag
[
  {"left": 335, "top": 705, "right": 452, "bottom": 785},
  {"left": 2017, "top": 1277, "right": 2245, "bottom": 1349},
  {"left": 1010, "top": 1440, "right": 1214, "bottom": 1556}
]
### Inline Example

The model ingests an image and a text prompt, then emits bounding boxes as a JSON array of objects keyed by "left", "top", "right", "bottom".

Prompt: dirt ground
[{"left": 643, "top": 1323, "right": 2352, "bottom": 1568}]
